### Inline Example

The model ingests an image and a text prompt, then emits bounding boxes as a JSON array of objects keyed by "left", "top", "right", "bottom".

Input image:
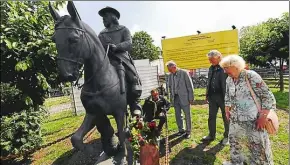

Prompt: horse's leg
[
  {"left": 71, "top": 113, "right": 96, "bottom": 151},
  {"left": 113, "top": 108, "right": 128, "bottom": 165},
  {"left": 95, "top": 112, "right": 118, "bottom": 156},
  {"left": 115, "top": 109, "right": 126, "bottom": 155}
]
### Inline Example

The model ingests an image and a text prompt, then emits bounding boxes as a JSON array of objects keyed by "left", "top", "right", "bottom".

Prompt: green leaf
[
  {"left": 20, "top": 138, "right": 27, "bottom": 143},
  {"left": 4, "top": 39, "right": 12, "bottom": 49},
  {"left": 15, "top": 61, "right": 28, "bottom": 71},
  {"left": 4, "top": 28, "right": 13, "bottom": 32},
  {"left": 25, "top": 96, "right": 33, "bottom": 105},
  {"left": 24, "top": 12, "right": 30, "bottom": 21},
  {"left": 12, "top": 42, "right": 18, "bottom": 48}
]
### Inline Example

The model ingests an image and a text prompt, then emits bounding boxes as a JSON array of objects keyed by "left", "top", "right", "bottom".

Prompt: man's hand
[
  {"left": 109, "top": 43, "right": 117, "bottom": 52},
  {"left": 225, "top": 106, "right": 231, "bottom": 121}
]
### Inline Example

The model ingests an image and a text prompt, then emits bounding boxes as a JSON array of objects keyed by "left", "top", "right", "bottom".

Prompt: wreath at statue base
[{"left": 127, "top": 116, "right": 160, "bottom": 165}]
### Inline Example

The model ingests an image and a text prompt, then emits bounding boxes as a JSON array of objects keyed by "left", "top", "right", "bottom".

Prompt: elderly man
[
  {"left": 167, "top": 61, "right": 194, "bottom": 139},
  {"left": 202, "top": 50, "right": 229, "bottom": 145},
  {"left": 98, "top": 7, "right": 142, "bottom": 114}
]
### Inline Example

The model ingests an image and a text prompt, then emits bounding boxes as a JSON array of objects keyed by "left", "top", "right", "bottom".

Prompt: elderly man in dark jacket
[{"left": 202, "top": 50, "right": 229, "bottom": 145}]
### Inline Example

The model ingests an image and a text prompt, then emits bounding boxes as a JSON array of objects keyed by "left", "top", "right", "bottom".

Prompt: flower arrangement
[{"left": 127, "top": 115, "right": 160, "bottom": 162}]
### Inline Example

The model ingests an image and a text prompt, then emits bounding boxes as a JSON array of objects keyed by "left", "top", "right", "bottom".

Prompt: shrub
[
  {"left": 0, "top": 83, "right": 30, "bottom": 116},
  {"left": 0, "top": 107, "right": 47, "bottom": 158}
]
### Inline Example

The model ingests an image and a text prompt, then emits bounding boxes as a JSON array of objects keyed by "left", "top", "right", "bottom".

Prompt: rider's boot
[{"left": 129, "top": 76, "right": 142, "bottom": 116}]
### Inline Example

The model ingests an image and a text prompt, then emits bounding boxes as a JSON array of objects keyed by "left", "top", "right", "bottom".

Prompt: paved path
[{"left": 47, "top": 103, "right": 72, "bottom": 114}]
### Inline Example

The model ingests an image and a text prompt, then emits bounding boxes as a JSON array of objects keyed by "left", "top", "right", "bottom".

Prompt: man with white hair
[
  {"left": 166, "top": 60, "right": 194, "bottom": 139},
  {"left": 202, "top": 50, "right": 229, "bottom": 145}
]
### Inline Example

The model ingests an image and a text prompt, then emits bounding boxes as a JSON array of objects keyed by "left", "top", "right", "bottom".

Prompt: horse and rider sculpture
[{"left": 49, "top": 1, "right": 142, "bottom": 164}]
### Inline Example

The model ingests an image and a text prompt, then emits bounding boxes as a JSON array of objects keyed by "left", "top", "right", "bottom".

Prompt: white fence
[
  {"left": 71, "top": 60, "right": 159, "bottom": 115},
  {"left": 137, "top": 65, "right": 159, "bottom": 99},
  {"left": 71, "top": 78, "right": 85, "bottom": 115}
]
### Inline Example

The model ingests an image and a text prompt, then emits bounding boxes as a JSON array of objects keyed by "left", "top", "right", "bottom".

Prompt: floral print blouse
[{"left": 225, "top": 70, "right": 276, "bottom": 121}]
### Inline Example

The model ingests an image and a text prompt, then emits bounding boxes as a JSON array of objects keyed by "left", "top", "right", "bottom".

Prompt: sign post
[{"left": 161, "top": 29, "right": 239, "bottom": 72}]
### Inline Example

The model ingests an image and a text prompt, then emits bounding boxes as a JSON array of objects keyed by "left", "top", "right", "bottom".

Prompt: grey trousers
[{"left": 173, "top": 95, "right": 192, "bottom": 134}]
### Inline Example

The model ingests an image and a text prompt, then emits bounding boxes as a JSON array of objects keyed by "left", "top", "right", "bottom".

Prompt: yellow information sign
[{"left": 161, "top": 29, "right": 239, "bottom": 72}]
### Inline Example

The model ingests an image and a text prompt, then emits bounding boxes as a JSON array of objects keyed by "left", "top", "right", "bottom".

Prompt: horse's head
[{"left": 49, "top": 2, "right": 88, "bottom": 82}]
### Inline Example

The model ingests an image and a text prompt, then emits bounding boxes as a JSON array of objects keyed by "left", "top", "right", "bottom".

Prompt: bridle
[{"left": 55, "top": 26, "right": 109, "bottom": 89}]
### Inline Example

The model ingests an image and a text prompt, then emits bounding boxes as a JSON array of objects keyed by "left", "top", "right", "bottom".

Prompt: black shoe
[
  {"left": 201, "top": 135, "right": 215, "bottom": 142},
  {"left": 176, "top": 131, "right": 185, "bottom": 136},
  {"left": 184, "top": 133, "right": 191, "bottom": 139}
]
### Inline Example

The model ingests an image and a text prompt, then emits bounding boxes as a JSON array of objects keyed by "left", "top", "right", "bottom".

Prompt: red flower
[
  {"left": 128, "top": 137, "right": 132, "bottom": 142},
  {"left": 137, "top": 121, "right": 143, "bottom": 129},
  {"left": 148, "top": 121, "right": 156, "bottom": 128}
]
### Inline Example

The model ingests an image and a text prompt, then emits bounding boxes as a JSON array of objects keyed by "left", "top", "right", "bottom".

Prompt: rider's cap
[{"left": 98, "top": 6, "right": 120, "bottom": 19}]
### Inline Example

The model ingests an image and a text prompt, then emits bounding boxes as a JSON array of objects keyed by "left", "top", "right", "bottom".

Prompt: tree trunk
[{"left": 279, "top": 58, "right": 284, "bottom": 92}]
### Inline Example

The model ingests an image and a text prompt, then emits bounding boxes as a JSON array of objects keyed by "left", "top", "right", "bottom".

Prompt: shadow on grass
[
  {"left": 1, "top": 157, "right": 33, "bottom": 165},
  {"left": 169, "top": 141, "right": 225, "bottom": 165},
  {"left": 52, "top": 138, "right": 102, "bottom": 165},
  {"left": 193, "top": 100, "right": 208, "bottom": 105},
  {"left": 52, "top": 138, "right": 135, "bottom": 165},
  {"left": 159, "top": 133, "right": 186, "bottom": 158}
]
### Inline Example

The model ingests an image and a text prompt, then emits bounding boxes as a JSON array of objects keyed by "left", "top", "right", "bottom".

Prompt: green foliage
[
  {"left": 0, "top": 108, "right": 47, "bottom": 157},
  {"left": 131, "top": 31, "right": 159, "bottom": 61},
  {"left": 0, "top": 83, "right": 30, "bottom": 116},
  {"left": 0, "top": 1, "right": 65, "bottom": 115},
  {"left": 240, "top": 12, "right": 289, "bottom": 66}
]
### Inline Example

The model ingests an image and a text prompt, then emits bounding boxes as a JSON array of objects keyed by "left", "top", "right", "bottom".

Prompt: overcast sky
[{"left": 57, "top": 1, "right": 289, "bottom": 48}]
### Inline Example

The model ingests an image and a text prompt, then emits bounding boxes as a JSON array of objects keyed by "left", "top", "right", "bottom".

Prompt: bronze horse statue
[{"left": 49, "top": 2, "right": 134, "bottom": 163}]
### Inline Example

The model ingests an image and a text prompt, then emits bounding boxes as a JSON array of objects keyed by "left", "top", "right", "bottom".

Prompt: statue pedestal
[{"left": 96, "top": 157, "right": 115, "bottom": 165}]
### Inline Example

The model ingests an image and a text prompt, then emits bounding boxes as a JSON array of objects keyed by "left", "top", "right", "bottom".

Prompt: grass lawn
[
  {"left": 194, "top": 88, "right": 288, "bottom": 110},
  {"left": 43, "top": 96, "right": 71, "bottom": 108},
  {"left": 28, "top": 83, "right": 288, "bottom": 164},
  {"left": 270, "top": 88, "right": 289, "bottom": 110},
  {"left": 30, "top": 103, "right": 289, "bottom": 165}
]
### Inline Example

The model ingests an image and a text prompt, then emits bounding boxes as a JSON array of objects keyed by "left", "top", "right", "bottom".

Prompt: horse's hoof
[
  {"left": 113, "top": 155, "right": 127, "bottom": 165},
  {"left": 94, "top": 151, "right": 110, "bottom": 165},
  {"left": 117, "top": 144, "right": 128, "bottom": 157}
]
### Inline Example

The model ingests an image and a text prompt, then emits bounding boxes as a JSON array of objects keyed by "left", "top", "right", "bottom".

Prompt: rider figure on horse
[{"left": 98, "top": 6, "right": 142, "bottom": 114}]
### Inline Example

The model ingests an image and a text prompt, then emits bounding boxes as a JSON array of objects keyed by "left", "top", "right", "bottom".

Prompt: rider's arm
[
  {"left": 115, "top": 27, "right": 132, "bottom": 52},
  {"left": 97, "top": 33, "right": 108, "bottom": 50}
]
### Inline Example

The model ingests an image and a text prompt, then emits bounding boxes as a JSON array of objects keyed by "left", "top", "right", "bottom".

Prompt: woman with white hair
[{"left": 220, "top": 55, "right": 276, "bottom": 165}]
